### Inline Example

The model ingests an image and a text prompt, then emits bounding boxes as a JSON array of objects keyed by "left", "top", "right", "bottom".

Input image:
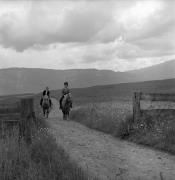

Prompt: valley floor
[{"left": 47, "top": 99, "right": 175, "bottom": 180}]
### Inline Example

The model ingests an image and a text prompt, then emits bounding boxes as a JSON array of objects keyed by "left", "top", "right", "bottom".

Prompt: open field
[
  {"left": 50, "top": 78, "right": 175, "bottom": 154},
  {"left": 71, "top": 101, "right": 132, "bottom": 136},
  {"left": 1, "top": 77, "right": 175, "bottom": 179},
  {"left": 70, "top": 99, "right": 175, "bottom": 154}
]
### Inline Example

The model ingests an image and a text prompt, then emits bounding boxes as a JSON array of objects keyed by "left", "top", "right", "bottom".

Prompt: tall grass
[
  {"left": 0, "top": 125, "right": 94, "bottom": 180},
  {"left": 0, "top": 96, "right": 96, "bottom": 180},
  {"left": 70, "top": 101, "right": 175, "bottom": 154},
  {"left": 71, "top": 102, "right": 132, "bottom": 138}
]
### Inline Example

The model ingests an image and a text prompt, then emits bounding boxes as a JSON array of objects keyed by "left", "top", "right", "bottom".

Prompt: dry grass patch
[
  {"left": 70, "top": 101, "right": 132, "bottom": 137},
  {"left": 0, "top": 127, "right": 95, "bottom": 180},
  {"left": 71, "top": 101, "right": 175, "bottom": 154}
]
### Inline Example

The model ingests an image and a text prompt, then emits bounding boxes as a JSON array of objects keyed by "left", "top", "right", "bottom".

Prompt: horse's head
[
  {"left": 64, "top": 93, "right": 71, "bottom": 99},
  {"left": 62, "top": 93, "right": 72, "bottom": 109},
  {"left": 43, "top": 94, "right": 49, "bottom": 99},
  {"left": 42, "top": 95, "right": 49, "bottom": 106}
]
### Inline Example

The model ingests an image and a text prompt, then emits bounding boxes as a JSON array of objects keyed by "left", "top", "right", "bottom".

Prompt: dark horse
[
  {"left": 61, "top": 94, "right": 72, "bottom": 120},
  {"left": 42, "top": 95, "right": 51, "bottom": 118}
]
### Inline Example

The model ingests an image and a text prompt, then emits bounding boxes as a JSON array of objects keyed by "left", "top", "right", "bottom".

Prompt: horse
[
  {"left": 61, "top": 93, "right": 72, "bottom": 120},
  {"left": 42, "top": 95, "right": 51, "bottom": 118}
]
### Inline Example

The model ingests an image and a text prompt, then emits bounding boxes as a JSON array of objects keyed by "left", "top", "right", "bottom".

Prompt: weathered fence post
[
  {"left": 133, "top": 92, "right": 141, "bottom": 122},
  {"left": 20, "top": 97, "right": 34, "bottom": 144}
]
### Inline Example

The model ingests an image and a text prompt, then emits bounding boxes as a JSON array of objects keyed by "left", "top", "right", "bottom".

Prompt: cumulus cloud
[
  {"left": 0, "top": 0, "right": 174, "bottom": 71},
  {"left": 0, "top": 1, "right": 113, "bottom": 51}
]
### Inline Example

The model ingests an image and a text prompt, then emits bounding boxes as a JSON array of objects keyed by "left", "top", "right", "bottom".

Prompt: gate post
[
  {"left": 20, "top": 98, "right": 34, "bottom": 144},
  {"left": 133, "top": 92, "right": 141, "bottom": 123}
]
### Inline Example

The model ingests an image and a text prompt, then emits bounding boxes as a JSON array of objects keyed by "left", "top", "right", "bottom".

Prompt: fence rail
[
  {"left": 140, "top": 93, "right": 175, "bottom": 102},
  {"left": 0, "top": 97, "right": 35, "bottom": 143},
  {"left": 133, "top": 92, "right": 175, "bottom": 123}
]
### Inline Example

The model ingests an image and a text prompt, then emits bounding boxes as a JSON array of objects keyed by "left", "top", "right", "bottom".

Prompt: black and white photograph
[{"left": 0, "top": 0, "right": 175, "bottom": 179}]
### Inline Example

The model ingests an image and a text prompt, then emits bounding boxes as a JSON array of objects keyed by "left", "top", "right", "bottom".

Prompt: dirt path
[{"left": 47, "top": 99, "right": 175, "bottom": 180}]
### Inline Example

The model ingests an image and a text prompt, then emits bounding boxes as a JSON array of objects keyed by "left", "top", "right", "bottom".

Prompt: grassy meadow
[
  {"left": 1, "top": 77, "right": 175, "bottom": 179},
  {"left": 0, "top": 95, "right": 96, "bottom": 180},
  {"left": 70, "top": 98, "right": 175, "bottom": 154},
  {"left": 0, "top": 127, "right": 94, "bottom": 180},
  {"left": 71, "top": 101, "right": 132, "bottom": 136},
  {"left": 51, "top": 79, "right": 175, "bottom": 154}
]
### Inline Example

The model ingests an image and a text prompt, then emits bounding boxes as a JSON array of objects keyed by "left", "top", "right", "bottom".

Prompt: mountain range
[{"left": 0, "top": 59, "right": 174, "bottom": 95}]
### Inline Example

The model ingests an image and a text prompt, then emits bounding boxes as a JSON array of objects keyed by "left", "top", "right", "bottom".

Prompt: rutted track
[{"left": 47, "top": 98, "right": 175, "bottom": 180}]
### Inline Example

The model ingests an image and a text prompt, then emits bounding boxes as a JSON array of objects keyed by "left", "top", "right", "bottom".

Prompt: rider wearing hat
[{"left": 59, "top": 82, "right": 72, "bottom": 109}]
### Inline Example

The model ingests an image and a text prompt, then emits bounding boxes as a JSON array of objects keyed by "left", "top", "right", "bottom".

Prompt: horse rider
[
  {"left": 40, "top": 86, "right": 52, "bottom": 107},
  {"left": 59, "top": 82, "right": 72, "bottom": 109}
]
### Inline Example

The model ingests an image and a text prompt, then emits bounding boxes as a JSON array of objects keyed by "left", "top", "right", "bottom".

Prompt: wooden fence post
[
  {"left": 20, "top": 98, "right": 34, "bottom": 144},
  {"left": 133, "top": 92, "right": 141, "bottom": 123}
]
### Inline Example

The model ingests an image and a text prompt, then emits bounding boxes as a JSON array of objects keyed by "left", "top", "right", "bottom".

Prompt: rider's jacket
[{"left": 61, "top": 88, "right": 70, "bottom": 96}]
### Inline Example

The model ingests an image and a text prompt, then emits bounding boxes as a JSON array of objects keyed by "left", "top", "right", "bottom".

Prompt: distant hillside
[
  {"left": 128, "top": 59, "right": 175, "bottom": 81},
  {"left": 0, "top": 60, "right": 174, "bottom": 95},
  {"left": 51, "top": 78, "right": 175, "bottom": 104}
]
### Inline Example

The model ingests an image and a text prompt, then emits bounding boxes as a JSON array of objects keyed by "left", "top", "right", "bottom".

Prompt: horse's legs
[
  {"left": 63, "top": 108, "right": 69, "bottom": 120},
  {"left": 46, "top": 109, "right": 49, "bottom": 118},
  {"left": 43, "top": 108, "right": 45, "bottom": 117},
  {"left": 63, "top": 112, "right": 66, "bottom": 120},
  {"left": 64, "top": 113, "right": 66, "bottom": 120},
  {"left": 62, "top": 108, "right": 70, "bottom": 120},
  {"left": 65, "top": 111, "right": 69, "bottom": 120},
  {"left": 65, "top": 113, "right": 68, "bottom": 120}
]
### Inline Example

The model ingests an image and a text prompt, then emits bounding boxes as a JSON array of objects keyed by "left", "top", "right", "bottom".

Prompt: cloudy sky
[{"left": 0, "top": 0, "right": 174, "bottom": 71}]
